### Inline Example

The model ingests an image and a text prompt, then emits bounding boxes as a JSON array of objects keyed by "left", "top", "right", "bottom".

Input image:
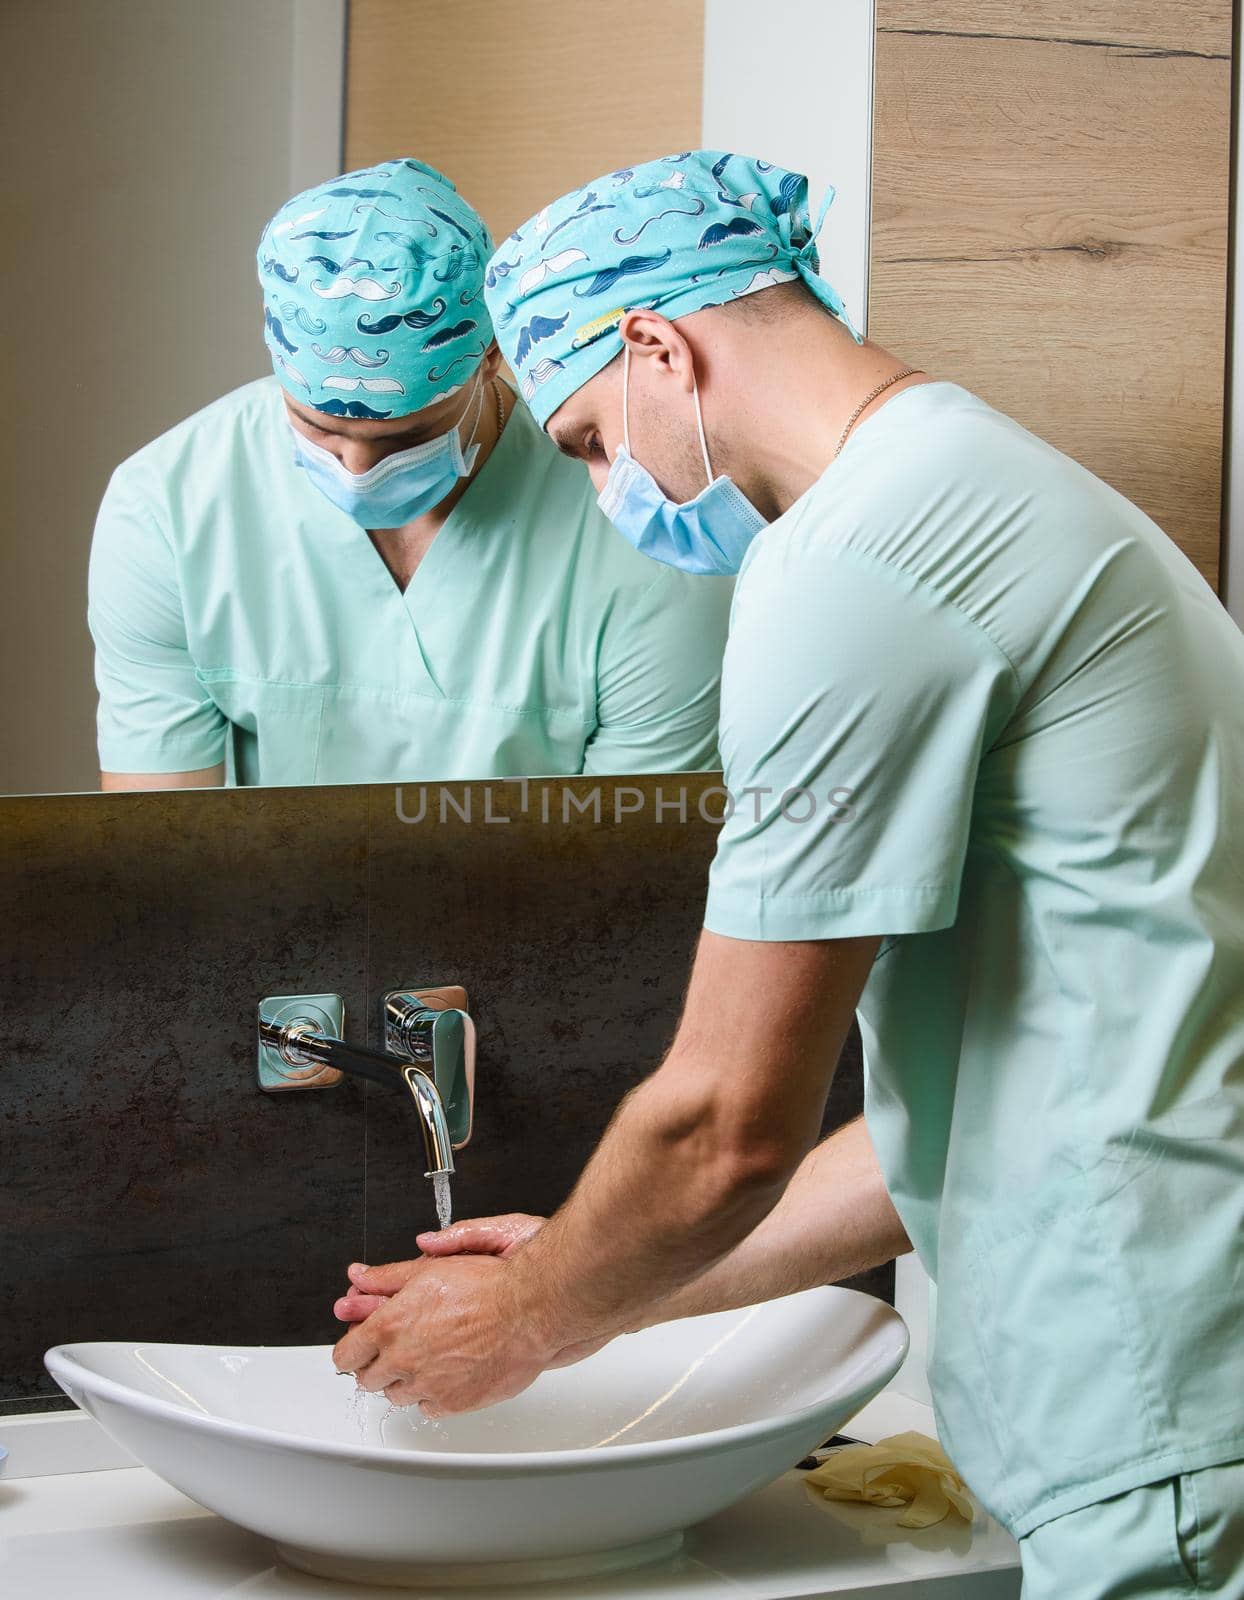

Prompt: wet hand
[
  {"left": 332, "top": 1216, "right": 547, "bottom": 1324},
  {"left": 333, "top": 1258, "right": 421, "bottom": 1323},
  {"left": 414, "top": 1212, "right": 547, "bottom": 1260},
  {"left": 332, "top": 1254, "right": 559, "bottom": 1416}
]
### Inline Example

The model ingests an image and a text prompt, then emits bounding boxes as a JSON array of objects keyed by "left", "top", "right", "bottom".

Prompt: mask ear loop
[
  {"left": 460, "top": 368, "right": 486, "bottom": 456},
  {"left": 691, "top": 370, "right": 714, "bottom": 488},
  {"left": 622, "top": 345, "right": 633, "bottom": 457},
  {"left": 626, "top": 342, "right": 714, "bottom": 487}
]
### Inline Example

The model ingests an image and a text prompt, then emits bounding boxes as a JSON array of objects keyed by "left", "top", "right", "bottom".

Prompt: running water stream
[
  {"left": 343, "top": 1169, "right": 454, "bottom": 1442},
  {"left": 432, "top": 1170, "right": 453, "bottom": 1229}
]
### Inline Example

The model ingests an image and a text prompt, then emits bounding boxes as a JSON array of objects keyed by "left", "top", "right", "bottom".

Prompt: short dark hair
[{"left": 720, "top": 277, "right": 820, "bottom": 324}]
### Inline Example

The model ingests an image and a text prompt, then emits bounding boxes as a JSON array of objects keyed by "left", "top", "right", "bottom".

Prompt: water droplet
[
  {"left": 346, "top": 1381, "right": 370, "bottom": 1440},
  {"left": 379, "top": 1400, "right": 402, "bottom": 1445}
]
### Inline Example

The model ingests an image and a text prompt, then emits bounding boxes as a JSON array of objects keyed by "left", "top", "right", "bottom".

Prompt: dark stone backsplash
[{"left": 0, "top": 775, "right": 885, "bottom": 1411}]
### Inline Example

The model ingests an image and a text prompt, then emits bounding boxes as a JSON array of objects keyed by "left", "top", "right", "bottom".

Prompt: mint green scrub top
[
  {"left": 703, "top": 381, "right": 1244, "bottom": 1537},
  {"left": 88, "top": 378, "right": 733, "bottom": 784}
]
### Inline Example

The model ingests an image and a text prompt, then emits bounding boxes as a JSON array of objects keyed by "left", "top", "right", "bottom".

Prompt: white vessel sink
[{"left": 46, "top": 1286, "right": 907, "bottom": 1588}]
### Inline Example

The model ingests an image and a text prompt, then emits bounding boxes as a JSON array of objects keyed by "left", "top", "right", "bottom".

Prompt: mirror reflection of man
[
  {"left": 88, "top": 159, "right": 732, "bottom": 789},
  {"left": 332, "top": 153, "right": 1244, "bottom": 1599}
]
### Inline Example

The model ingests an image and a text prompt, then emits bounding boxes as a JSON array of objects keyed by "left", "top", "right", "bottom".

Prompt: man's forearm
[
  {"left": 509, "top": 1063, "right": 794, "bottom": 1349},
  {"left": 503, "top": 931, "right": 882, "bottom": 1353},
  {"left": 629, "top": 1116, "right": 912, "bottom": 1327}
]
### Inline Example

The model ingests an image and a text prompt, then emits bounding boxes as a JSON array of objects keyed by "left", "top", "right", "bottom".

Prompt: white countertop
[{"left": 0, "top": 1391, "right": 1021, "bottom": 1599}]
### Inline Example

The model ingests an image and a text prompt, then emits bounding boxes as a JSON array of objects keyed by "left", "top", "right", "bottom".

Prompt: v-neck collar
[
  {"left": 397, "top": 380, "right": 522, "bottom": 613},
  {"left": 278, "top": 381, "right": 526, "bottom": 694}
]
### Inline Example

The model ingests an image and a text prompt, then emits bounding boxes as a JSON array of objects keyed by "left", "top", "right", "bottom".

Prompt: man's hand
[
  {"left": 331, "top": 1253, "right": 559, "bottom": 1415},
  {"left": 334, "top": 1259, "right": 420, "bottom": 1324},
  {"left": 332, "top": 1215, "right": 610, "bottom": 1391},
  {"left": 419, "top": 1213, "right": 547, "bottom": 1257},
  {"left": 333, "top": 1214, "right": 547, "bottom": 1323}
]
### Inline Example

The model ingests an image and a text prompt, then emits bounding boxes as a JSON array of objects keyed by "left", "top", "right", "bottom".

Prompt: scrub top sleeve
[
  {"left": 87, "top": 466, "right": 228, "bottom": 774},
  {"left": 704, "top": 545, "right": 1019, "bottom": 942},
  {"left": 582, "top": 566, "right": 734, "bottom": 776}
]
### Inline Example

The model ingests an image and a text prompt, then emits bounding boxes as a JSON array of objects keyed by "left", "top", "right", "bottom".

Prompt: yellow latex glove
[{"left": 803, "top": 1431, "right": 974, "bottom": 1529}]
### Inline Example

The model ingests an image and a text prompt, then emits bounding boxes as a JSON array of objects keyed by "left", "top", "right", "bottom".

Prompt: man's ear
[
  {"left": 619, "top": 309, "right": 696, "bottom": 393},
  {"left": 480, "top": 342, "right": 505, "bottom": 382}
]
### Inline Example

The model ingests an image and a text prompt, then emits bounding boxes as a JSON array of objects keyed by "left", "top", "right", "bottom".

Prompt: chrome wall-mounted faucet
[
  {"left": 383, "top": 989, "right": 476, "bottom": 1149},
  {"left": 257, "top": 988, "right": 476, "bottom": 1178}
]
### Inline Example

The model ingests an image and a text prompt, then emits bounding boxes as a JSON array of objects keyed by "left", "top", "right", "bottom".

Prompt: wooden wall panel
[
  {"left": 345, "top": 0, "right": 704, "bottom": 245},
  {"left": 878, "top": 2, "right": 1227, "bottom": 58},
  {"left": 870, "top": 3, "right": 1232, "bottom": 586}
]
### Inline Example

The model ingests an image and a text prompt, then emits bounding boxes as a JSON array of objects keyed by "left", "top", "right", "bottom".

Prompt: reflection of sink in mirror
[{"left": 46, "top": 1286, "right": 907, "bottom": 1588}]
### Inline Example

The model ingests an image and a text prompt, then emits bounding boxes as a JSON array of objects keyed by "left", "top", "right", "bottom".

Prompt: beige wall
[
  {"left": 345, "top": 0, "right": 705, "bottom": 245},
  {"left": 0, "top": 0, "right": 312, "bottom": 795}
]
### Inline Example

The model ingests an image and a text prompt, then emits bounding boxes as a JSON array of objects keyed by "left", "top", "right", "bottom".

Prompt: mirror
[{"left": 3, "top": 0, "right": 871, "bottom": 797}]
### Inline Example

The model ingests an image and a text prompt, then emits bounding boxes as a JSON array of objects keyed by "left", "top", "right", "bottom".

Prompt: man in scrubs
[
  {"left": 87, "top": 158, "right": 731, "bottom": 788},
  {"left": 331, "top": 153, "right": 1244, "bottom": 1595}
]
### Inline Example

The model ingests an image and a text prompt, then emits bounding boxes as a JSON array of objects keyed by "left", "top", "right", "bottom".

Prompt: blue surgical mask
[
  {"left": 290, "top": 374, "right": 485, "bottom": 527},
  {"left": 595, "top": 346, "right": 766, "bottom": 576}
]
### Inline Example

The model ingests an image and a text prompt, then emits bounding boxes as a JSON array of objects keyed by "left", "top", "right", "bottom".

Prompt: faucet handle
[
  {"left": 257, "top": 993, "right": 346, "bottom": 1090},
  {"left": 383, "top": 987, "right": 475, "bottom": 1149}
]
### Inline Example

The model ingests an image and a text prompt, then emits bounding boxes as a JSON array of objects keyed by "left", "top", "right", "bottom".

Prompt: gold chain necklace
[
  {"left": 490, "top": 377, "right": 506, "bottom": 440},
  {"left": 833, "top": 367, "right": 925, "bottom": 460}
]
